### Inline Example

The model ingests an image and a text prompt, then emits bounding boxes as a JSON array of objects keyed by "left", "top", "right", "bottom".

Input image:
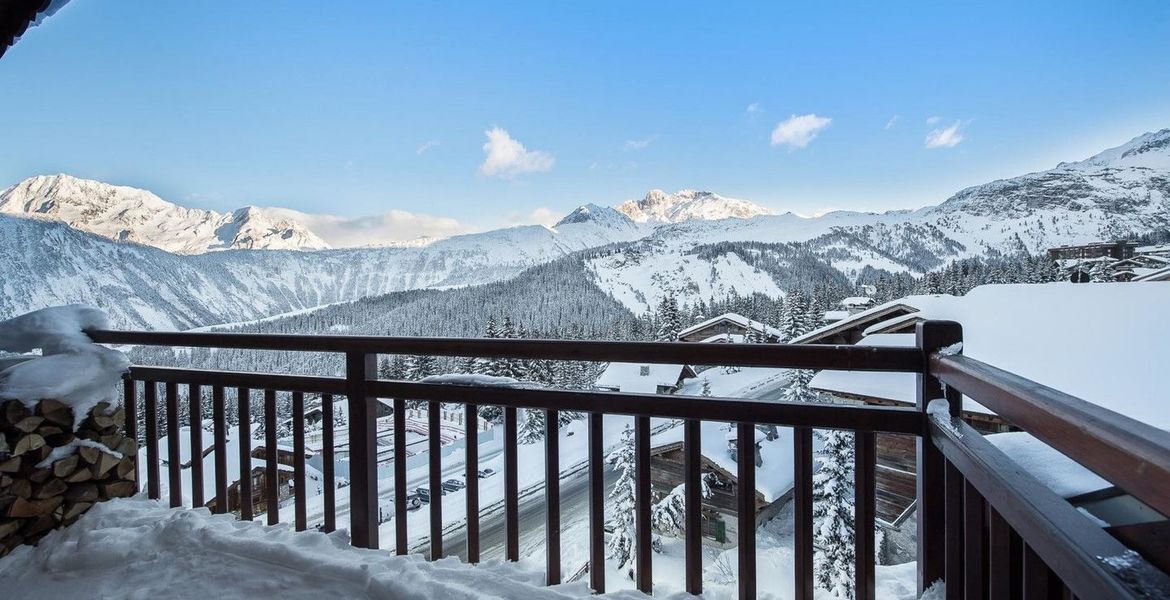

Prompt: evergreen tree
[
  {"left": 655, "top": 292, "right": 683, "bottom": 341},
  {"left": 650, "top": 483, "right": 687, "bottom": 537},
  {"left": 813, "top": 430, "right": 857, "bottom": 599},
  {"left": 517, "top": 408, "right": 546, "bottom": 444},
  {"left": 606, "top": 425, "right": 638, "bottom": 578}
]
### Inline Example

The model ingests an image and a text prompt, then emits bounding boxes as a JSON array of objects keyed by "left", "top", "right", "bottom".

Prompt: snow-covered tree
[
  {"left": 651, "top": 483, "right": 687, "bottom": 537},
  {"left": 517, "top": 408, "right": 545, "bottom": 444},
  {"left": 813, "top": 430, "right": 857, "bottom": 599},
  {"left": 606, "top": 425, "right": 638, "bottom": 577},
  {"left": 655, "top": 292, "right": 683, "bottom": 341},
  {"left": 782, "top": 368, "right": 818, "bottom": 404},
  {"left": 700, "top": 378, "right": 712, "bottom": 397}
]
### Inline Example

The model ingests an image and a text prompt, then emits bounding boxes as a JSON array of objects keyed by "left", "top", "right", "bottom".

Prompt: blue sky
[{"left": 2, "top": 1, "right": 1168, "bottom": 241}]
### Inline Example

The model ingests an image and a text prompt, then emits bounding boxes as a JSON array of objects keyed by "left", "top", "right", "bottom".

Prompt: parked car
[
  {"left": 406, "top": 492, "right": 423, "bottom": 510},
  {"left": 441, "top": 478, "right": 466, "bottom": 492},
  {"left": 415, "top": 486, "right": 432, "bottom": 503},
  {"left": 477, "top": 468, "right": 495, "bottom": 479}
]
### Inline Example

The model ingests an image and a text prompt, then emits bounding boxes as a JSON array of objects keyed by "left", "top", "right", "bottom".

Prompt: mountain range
[{"left": 1, "top": 128, "right": 1166, "bottom": 329}]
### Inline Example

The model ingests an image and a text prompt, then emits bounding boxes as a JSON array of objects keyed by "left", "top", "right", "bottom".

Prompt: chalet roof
[
  {"left": 677, "top": 312, "right": 782, "bottom": 340},
  {"left": 1134, "top": 265, "right": 1170, "bottom": 282},
  {"left": 862, "top": 312, "right": 924, "bottom": 336},
  {"left": 789, "top": 296, "right": 953, "bottom": 344},
  {"left": 698, "top": 333, "right": 747, "bottom": 343},
  {"left": 650, "top": 421, "right": 799, "bottom": 502},
  {"left": 822, "top": 310, "right": 850, "bottom": 322},
  {"left": 839, "top": 296, "right": 874, "bottom": 306},
  {"left": 595, "top": 362, "right": 693, "bottom": 394},
  {"left": 813, "top": 283, "right": 1170, "bottom": 430}
]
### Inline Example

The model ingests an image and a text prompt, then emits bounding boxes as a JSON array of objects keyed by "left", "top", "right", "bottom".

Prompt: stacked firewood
[{"left": 0, "top": 398, "right": 137, "bottom": 557}]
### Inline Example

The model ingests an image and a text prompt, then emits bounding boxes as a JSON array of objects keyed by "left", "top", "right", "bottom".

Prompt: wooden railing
[{"left": 87, "top": 321, "right": 1170, "bottom": 599}]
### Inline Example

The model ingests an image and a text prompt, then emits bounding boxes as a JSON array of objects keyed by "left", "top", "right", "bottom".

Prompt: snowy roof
[
  {"left": 809, "top": 334, "right": 933, "bottom": 408},
  {"left": 651, "top": 421, "right": 796, "bottom": 502},
  {"left": 698, "top": 333, "right": 747, "bottom": 343},
  {"left": 839, "top": 296, "right": 874, "bottom": 306},
  {"left": 790, "top": 296, "right": 953, "bottom": 344},
  {"left": 822, "top": 310, "right": 850, "bottom": 322},
  {"left": 1134, "top": 265, "right": 1170, "bottom": 281},
  {"left": 862, "top": 312, "right": 924, "bottom": 336},
  {"left": 813, "top": 283, "right": 1170, "bottom": 429},
  {"left": 677, "top": 312, "right": 783, "bottom": 340},
  {"left": 594, "top": 362, "right": 692, "bottom": 394}
]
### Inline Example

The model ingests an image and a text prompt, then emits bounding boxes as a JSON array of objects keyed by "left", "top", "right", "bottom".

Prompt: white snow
[
  {"left": 0, "top": 306, "right": 129, "bottom": 429},
  {"left": 985, "top": 431, "right": 1111, "bottom": 499},
  {"left": 0, "top": 498, "right": 666, "bottom": 600},
  {"left": 419, "top": 374, "right": 536, "bottom": 388},
  {"left": 651, "top": 421, "right": 795, "bottom": 503},
  {"left": 36, "top": 438, "right": 123, "bottom": 469},
  {"left": 595, "top": 363, "right": 690, "bottom": 394},
  {"left": 676, "top": 312, "right": 784, "bottom": 341}
]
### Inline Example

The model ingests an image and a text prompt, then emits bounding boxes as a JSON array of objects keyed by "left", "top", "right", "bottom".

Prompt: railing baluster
[
  {"left": 964, "top": 480, "right": 986, "bottom": 600},
  {"left": 144, "top": 381, "right": 160, "bottom": 500},
  {"left": 635, "top": 415, "right": 653, "bottom": 593},
  {"left": 945, "top": 461, "right": 964, "bottom": 599},
  {"left": 465, "top": 402, "right": 480, "bottom": 564},
  {"left": 916, "top": 320, "right": 963, "bottom": 595},
  {"left": 428, "top": 399, "right": 443, "bottom": 560},
  {"left": 344, "top": 352, "right": 378, "bottom": 549},
  {"left": 504, "top": 406, "right": 519, "bottom": 561},
  {"left": 736, "top": 421, "right": 756, "bottom": 600},
  {"left": 1023, "top": 544, "right": 1051, "bottom": 599},
  {"left": 545, "top": 409, "right": 561, "bottom": 585},
  {"left": 987, "top": 507, "right": 1012, "bottom": 599},
  {"left": 794, "top": 426, "right": 814, "bottom": 600},
  {"left": 588, "top": 412, "right": 605, "bottom": 594},
  {"left": 855, "top": 431, "right": 876, "bottom": 600},
  {"left": 165, "top": 381, "right": 182, "bottom": 507},
  {"left": 293, "top": 391, "right": 307, "bottom": 531},
  {"left": 264, "top": 389, "right": 279, "bottom": 525},
  {"left": 321, "top": 394, "right": 336, "bottom": 532},
  {"left": 189, "top": 383, "right": 204, "bottom": 508},
  {"left": 122, "top": 377, "right": 139, "bottom": 494},
  {"left": 212, "top": 386, "right": 227, "bottom": 514},
  {"left": 393, "top": 396, "right": 407, "bottom": 554},
  {"left": 684, "top": 419, "right": 702, "bottom": 596},
  {"left": 238, "top": 387, "right": 253, "bottom": 520}
]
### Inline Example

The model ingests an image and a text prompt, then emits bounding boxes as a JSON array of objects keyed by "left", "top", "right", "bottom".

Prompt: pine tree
[
  {"left": 655, "top": 292, "right": 683, "bottom": 341},
  {"left": 650, "top": 483, "right": 687, "bottom": 537},
  {"left": 606, "top": 425, "right": 638, "bottom": 577},
  {"left": 517, "top": 408, "right": 545, "bottom": 444},
  {"left": 813, "top": 430, "right": 857, "bottom": 599},
  {"left": 700, "top": 378, "right": 712, "bottom": 397}
]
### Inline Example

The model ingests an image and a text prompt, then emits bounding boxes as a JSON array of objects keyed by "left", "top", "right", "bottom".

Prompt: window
[{"left": 640, "top": 365, "right": 650, "bottom": 376}]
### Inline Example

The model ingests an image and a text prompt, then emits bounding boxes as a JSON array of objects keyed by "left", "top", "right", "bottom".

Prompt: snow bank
[
  {"left": 0, "top": 306, "right": 129, "bottom": 430},
  {"left": 0, "top": 498, "right": 665, "bottom": 600},
  {"left": 986, "top": 431, "right": 1110, "bottom": 499}
]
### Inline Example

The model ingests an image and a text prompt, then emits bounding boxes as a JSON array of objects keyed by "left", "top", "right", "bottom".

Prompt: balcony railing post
[
  {"left": 915, "top": 320, "right": 963, "bottom": 596},
  {"left": 345, "top": 351, "right": 379, "bottom": 549}
]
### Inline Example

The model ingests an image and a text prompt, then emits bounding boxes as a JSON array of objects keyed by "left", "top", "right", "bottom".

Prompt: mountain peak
[
  {"left": 0, "top": 174, "right": 329, "bottom": 254},
  {"left": 614, "top": 189, "right": 775, "bottom": 224},
  {"left": 554, "top": 203, "right": 637, "bottom": 229},
  {"left": 1057, "top": 128, "right": 1170, "bottom": 172}
]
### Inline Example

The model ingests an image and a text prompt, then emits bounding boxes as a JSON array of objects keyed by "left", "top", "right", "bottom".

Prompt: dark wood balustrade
[{"left": 88, "top": 322, "right": 1170, "bottom": 599}]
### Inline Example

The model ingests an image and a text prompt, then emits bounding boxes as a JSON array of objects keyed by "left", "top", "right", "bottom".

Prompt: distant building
[
  {"left": 649, "top": 424, "right": 791, "bottom": 547},
  {"left": 1047, "top": 240, "right": 1138, "bottom": 261},
  {"left": 595, "top": 362, "right": 696, "bottom": 395},
  {"left": 676, "top": 313, "right": 783, "bottom": 343}
]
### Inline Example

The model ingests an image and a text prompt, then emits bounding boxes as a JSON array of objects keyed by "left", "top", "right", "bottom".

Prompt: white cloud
[
  {"left": 746, "top": 102, "right": 763, "bottom": 117},
  {"left": 770, "top": 114, "right": 832, "bottom": 149},
  {"left": 925, "top": 121, "right": 966, "bottom": 149},
  {"left": 262, "top": 207, "right": 477, "bottom": 248},
  {"left": 501, "top": 207, "right": 560, "bottom": 228},
  {"left": 416, "top": 140, "right": 440, "bottom": 155},
  {"left": 885, "top": 115, "right": 899, "bottom": 130},
  {"left": 478, "top": 127, "right": 554, "bottom": 178},
  {"left": 926, "top": 115, "right": 942, "bottom": 126},
  {"left": 624, "top": 135, "right": 657, "bottom": 151}
]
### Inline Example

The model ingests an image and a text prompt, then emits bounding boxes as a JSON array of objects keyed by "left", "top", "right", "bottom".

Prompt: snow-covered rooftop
[
  {"left": 811, "top": 283, "right": 1170, "bottom": 429},
  {"left": 651, "top": 421, "right": 796, "bottom": 503},
  {"left": 676, "top": 312, "right": 783, "bottom": 340},
  {"left": 839, "top": 296, "right": 874, "bottom": 307},
  {"left": 595, "top": 362, "right": 691, "bottom": 394},
  {"left": 790, "top": 296, "right": 952, "bottom": 344}
]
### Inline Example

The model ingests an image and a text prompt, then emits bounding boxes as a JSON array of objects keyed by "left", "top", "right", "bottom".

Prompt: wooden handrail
[
  {"left": 931, "top": 353, "right": 1170, "bottom": 519},
  {"left": 90, "top": 329, "right": 923, "bottom": 372},
  {"left": 928, "top": 409, "right": 1170, "bottom": 598}
]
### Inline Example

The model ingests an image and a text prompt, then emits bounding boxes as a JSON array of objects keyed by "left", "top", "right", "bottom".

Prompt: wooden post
[
  {"left": 346, "top": 352, "right": 378, "bottom": 549},
  {"left": 916, "top": 320, "right": 962, "bottom": 596}
]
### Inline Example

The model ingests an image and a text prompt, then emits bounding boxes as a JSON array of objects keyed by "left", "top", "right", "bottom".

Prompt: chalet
[
  {"left": 806, "top": 283, "right": 1169, "bottom": 559},
  {"left": 595, "top": 362, "right": 696, "bottom": 395},
  {"left": 1134, "top": 265, "right": 1170, "bottom": 282},
  {"left": 648, "top": 422, "right": 792, "bottom": 547},
  {"left": 838, "top": 296, "right": 874, "bottom": 314},
  {"left": 790, "top": 296, "right": 951, "bottom": 345},
  {"left": 1047, "top": 240, "right": 1138, "bottom": 261},
  {"left": 676, "top": 313, "right": 783, "bottom": 343}
]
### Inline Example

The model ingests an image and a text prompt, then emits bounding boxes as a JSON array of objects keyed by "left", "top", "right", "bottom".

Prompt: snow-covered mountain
[
  {"left": 1, "top": 129, "right": 1166, "bottom": 327},
  {"left": 0, "top": 175, "right": 330, "bottom": 254},
  {"left": 614, "top": 189, "right": 775, "bottom": 224}
]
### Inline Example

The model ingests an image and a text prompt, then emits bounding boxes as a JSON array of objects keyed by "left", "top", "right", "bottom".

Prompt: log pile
[{"left": 0, "top": 398, "right": 137, "bottom": 557}]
